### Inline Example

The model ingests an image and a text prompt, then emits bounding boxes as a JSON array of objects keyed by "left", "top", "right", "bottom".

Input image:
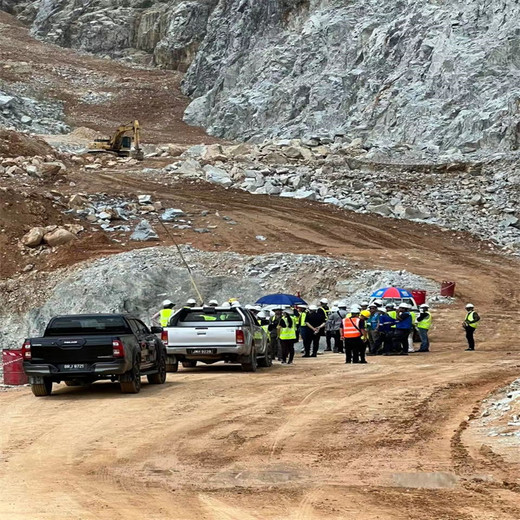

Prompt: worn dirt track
[{"left": 1, "top": 171, "right": 520, "bottom": 519}]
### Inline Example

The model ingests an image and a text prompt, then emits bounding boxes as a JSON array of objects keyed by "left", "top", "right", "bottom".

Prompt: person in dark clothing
[
  {"left": 390, "top": 303, "right": 413, "bottom": 356},
  {"left": 325, "top": 306, "right": 343, "bottom": 353},
  {"left": 377, "top": 307, "right": 395, "bottom": 354},
  {"left": 304, "top": 305, "right": 326, "bottom": 357},
  {"left": 268, "top": 307, "right": 284, "bottom": 360},
  {"left": 463, "top": 303, "right": 481, "bottom": 351}
]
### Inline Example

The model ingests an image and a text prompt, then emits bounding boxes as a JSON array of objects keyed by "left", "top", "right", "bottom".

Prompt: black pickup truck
[{"left": 22, "top": 314, "right": 167, "bottom": 396}]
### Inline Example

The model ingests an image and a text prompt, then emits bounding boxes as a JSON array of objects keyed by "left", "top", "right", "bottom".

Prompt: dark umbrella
[{"left": 255, "top": 293, "right": 307, "bottom": 306}]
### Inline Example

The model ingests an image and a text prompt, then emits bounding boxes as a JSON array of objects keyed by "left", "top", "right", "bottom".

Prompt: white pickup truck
[{"left": 162, "top": 306, "right": 271, "bottom": 372}]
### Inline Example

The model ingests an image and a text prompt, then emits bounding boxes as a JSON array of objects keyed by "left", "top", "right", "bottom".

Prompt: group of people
[{"left": 152, "top": 297, "right": 482, "bottom": 364}]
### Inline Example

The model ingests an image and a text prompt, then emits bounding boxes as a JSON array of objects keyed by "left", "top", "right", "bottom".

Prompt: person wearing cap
[
  {"left": 377, "top": 304, "right": 397, "bottom": 354},
  {"left": 342, "top": 306, "right": 367, "bottom": 363},
  {"left": 208, "top": 299, "right": 219, "bottom": 307},
  {"left": 360, "top": 301, "right": 369, "bottom": 311},
  {"left": 416, "top": 304, "right": 432, "bottom": 352},
  {"left": 152, "top": 299, "right": 175, "bottom": 327},
  {"left": 325, "top": 306, "right": 343, "bottom": 353},
  {"left": 463, "top": 303, "right": 480, "bottom": 351},
  {"left": 366, "top": 303, "right": 382, "bottom": 355},
  {"left": 278, "top": 308, "right": 297, "bottom": 364},
  {"left": 303, "top": 305, "right": 325, "bottom": 357},
  {"left": 391, "top": 303, "right": 413, "bottom": 355}
]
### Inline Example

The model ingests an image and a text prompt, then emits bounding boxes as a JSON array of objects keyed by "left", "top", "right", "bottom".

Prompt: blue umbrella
[
  {"left": 370, "top": 287, "right": 413, "bottom": 299},
  {"left": 256, "top": 293, "right": 307, "bottom": 306}
]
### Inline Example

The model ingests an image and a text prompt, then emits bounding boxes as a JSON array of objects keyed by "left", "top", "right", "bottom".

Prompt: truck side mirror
[{"left": 150, "top": 326, "right": 163, "bottom": 334}]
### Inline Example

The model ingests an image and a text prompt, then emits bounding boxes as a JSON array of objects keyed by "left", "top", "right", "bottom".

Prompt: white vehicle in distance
[{"left": 161, "top": 306, "right": 271, "bottom": 372}]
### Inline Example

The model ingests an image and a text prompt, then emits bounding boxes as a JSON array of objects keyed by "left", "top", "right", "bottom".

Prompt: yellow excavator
[{"left": 89, "top": 120, "right": 144, "bottom": 160}]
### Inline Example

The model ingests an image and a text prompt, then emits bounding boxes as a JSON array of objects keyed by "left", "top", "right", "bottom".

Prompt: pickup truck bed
[{"left": 23, "top": 314, "right": 167, "bottom": 396}]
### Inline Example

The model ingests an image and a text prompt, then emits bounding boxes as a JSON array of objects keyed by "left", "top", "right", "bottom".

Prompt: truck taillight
[
  {"left": 236, "top": 330, "right": 245, "bottom": 344},
  {"left": 161, "top": 330, "right": 169, "bottom": 346},
  {"left": 22, "top": 340, "right": 31, "bottom": 360},
  {"left": 112, "top": 339, "right": 124, "bottom": 358}
]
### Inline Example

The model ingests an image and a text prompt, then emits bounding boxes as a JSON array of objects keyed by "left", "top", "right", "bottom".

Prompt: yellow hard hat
[
  {"left": 229, "top": 298, "right": 238, "bottom": 303},
  {"left": 360, "top": 310, "right": 371, "bottom": 318}
]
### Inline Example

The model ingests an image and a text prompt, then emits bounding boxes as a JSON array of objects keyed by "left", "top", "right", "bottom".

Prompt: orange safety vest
[{"left": 342, "top": 317, "right": 362, "bottom": 338}]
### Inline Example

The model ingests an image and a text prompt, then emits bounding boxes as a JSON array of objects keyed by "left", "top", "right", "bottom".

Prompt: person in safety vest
[
  {"left": 325, "top": 306, "right": 343, "bottom": 353},
  {"left": 184, "top": 298, "right": 197, "bottom": 309},
  {"left": 295, "top": 304, "right": 308, "bottom": 351},
  {"left": 416, "top": 304, "right": 432, "bottom": 352},
  {"left": 152, "top": 299, "right": 175, "bottom": 327},
  {"left": 366, "top": 302, "right": 382, "bottom": 355},
  {"left": 342, "top": 305, "right": 367, "bottom": 363},
  {"left": 463, "top": 303, "right": 480, "bottom": 351},
  {"left": 390, "top": 303, "right": 412, "bottom": 356},
  {"left": 319, "top": 298, "right": 332, "bottom": 350},
  {"left": 268, "top": 306, "right": 284, "bottom": 360},
  {"left": 278, "top": 308, "right": 297, "bottom": 364},
  {"left": 304, "top": 305, "right": 325, "bottom": 357}
]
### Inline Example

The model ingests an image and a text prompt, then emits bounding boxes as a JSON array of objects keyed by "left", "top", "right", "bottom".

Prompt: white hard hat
[
  {"left": 368, "top": 302, "right": 378, "bottom": 308},
  {"left": 420, "top": 304, "right": 429, "bottom": 309},
  {"left": 350, "top": 305, "right": 361, "bottom": 313},
  {"left": 320, "top": 298, "right": 329, "bottom": 304},
  {"left": 331, "top": 306, "right": 339, "bottom": 312},
  {"left": 332, "top": 300, "right": 340, "bottom": 307},
  {"left": 373, "top": 299, "right": 383, "bottom": 306},
  {"left": 208, "top": 299, "right": 218, "bottom": 306},
  {"left": 309, "top": 304, "right": 318, "bottom": 311},
  {"left": 162, "top": 299, "right": 173, "bottom": 306},
  {"left": 399, "top": 303, "right": 410, "bottom": 309},
  {"left": 257, "top": 311, "right": 268, "bottom": 319},
  {"left": 245, "top": 304, "right": 253, "bottom": 310},
  {"left": 186, "top": 298, "right": 197, "bottom": 305},
  {"left": 221, "top": 302, "right": 231, "bottom": 308},
  {"left": 465, "top": 303, "right": 474, "bottom": 309},
  {"left": 231, "top": 301, "right": 241, "bottom": 308},
  {"left": 385, "top": 302, "right": 395, "bottom": 308},
  {"left": 338, "top": 301, "right": 347, "bottom": 308},
  {"left": 360, "top": 301, "right": 369, "bottom": 306},
  {"left": 284, "top": 307, "right": 294, "bottom": 315}
]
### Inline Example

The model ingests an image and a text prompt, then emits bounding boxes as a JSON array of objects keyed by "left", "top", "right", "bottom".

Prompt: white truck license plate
[
  {"left": 63, "top": 364, "right": 86, "bottom": 369},
  {"left": 191, "top": 349, "right": 213, "bottom": 355}
]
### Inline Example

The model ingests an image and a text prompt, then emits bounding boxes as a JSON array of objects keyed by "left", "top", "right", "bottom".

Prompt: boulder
[
  {"left": 161, "top": 208, "right": 185, "bottom": 221},
  {"left": 69, "top": 194, "right": 89, "bottom": 209},
  {"left": 138, "top": 194, "right": 152, "bottom": 205},
  {"left": 21, "top": 227, "right": 44, "bottom": 247},
  {"left": 367, "top": 204, "right": 392, "bottom": 217},
  {"left": 43, "top": 227, "right": 76, "bottom": 247},
  {"left": 204, "top": 165, "right": 233, "bottom": 187},
  {"left": 130, "top": 220, "right": 159, "bottom": 241}
]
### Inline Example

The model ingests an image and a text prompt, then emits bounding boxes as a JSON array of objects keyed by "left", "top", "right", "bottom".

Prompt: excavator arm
[{"left": 89, "top": 120, "right": 143, "bottom": 160}]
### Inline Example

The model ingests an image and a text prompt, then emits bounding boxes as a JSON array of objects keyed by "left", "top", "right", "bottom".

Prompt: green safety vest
[
  {"left": 387, "top": 310, "right": 397, "bottom": 328},
  {"left": 261, "top": 324, "right": 269, "bottom": 334},
  {"left": 279, "top": 318, "right": 297, "bottom": 340},
  {"left": 416, "top": 312, "right": 432, "bottom": 330},
  {"left": 321, "top": 307, "right": 330, "bottom": 318},
  {"left": 411, "top": 311, "right": 417, "bottom": 326},
  {"left": 159, "top": 308, "right": 173, "bottom": 327},
  {"left": 465, "top": 311, "right": 480, "bottom": 328},
  {"left": 299, "top": 312, "right": 307, "bottom": 326},
  {"left": 291, "top": 315, "right": 299, "bottom": 328}
]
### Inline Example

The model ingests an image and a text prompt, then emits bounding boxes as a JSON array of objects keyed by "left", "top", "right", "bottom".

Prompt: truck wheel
[
  {"left": 147, "top": 354, "right": 167, "bottom": 384},
  {"left": 120, "top": 361, "right": 141, "bottom": 394},
  {"left": 31, "top": 379, "right": 53, "bottom": 397},
  {"left": 242, "top": 348, "right": 258, "bottom": 372},
  {"left": 166, "top": 362, "right": 179, "bottom": 372},
  {"left": 182, "top": 360, "right": 197, "bottom": 368},
  {"left": 258, "top": 344, "right": 273, "bottom": 368}
]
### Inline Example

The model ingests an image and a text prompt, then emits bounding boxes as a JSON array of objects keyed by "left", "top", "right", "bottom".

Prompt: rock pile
[
  {"left": 0, "top": 87, "right": 69, "bottom": 134},
  {"left": 153, "top": 139, "right": 520, "bottom": 254},
  {"left": 1, "top": 153, "right": 67, "bottom": 180},
  {"left": 20, "top": 225, "right": 81, "bottom": 248}
]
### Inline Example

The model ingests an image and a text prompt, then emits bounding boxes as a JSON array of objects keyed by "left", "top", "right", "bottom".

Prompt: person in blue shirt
[
  {"left": 377, "top": 306, "right": 396, "bottom": 355},
  {"left": 391, "top": 303, "right": 413, "bottom": 356}
]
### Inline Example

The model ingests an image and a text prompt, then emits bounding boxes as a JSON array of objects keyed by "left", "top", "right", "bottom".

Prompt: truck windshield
[
  {"left": 45, "top": 316, "right": 131, "bottom": 336},
  {"left": 180, "top": 310, "right": 242, "bottom": 322}
]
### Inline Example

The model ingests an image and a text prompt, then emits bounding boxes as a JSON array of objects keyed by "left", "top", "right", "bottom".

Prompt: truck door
[{"left": 137, "top": 319, "right": 159, "bottom": 367}]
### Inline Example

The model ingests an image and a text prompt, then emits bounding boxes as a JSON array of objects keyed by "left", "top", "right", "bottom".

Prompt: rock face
[
  {"left": 14, "top": 0, "right": 218, "bottom": 70},
  {"left": 181, "top": 0, "right": 520, "bottom": 152},
  {"left": 9, "top": 0, "right": 520, "bottom": 154}
]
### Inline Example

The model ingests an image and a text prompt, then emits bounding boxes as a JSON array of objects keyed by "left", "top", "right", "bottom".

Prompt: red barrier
[
  {"left": 440, "top": 281, "right": 456, "bottom": 297},
  {"left": 2, "top": 349, "right": 28, "bottom": 385}
]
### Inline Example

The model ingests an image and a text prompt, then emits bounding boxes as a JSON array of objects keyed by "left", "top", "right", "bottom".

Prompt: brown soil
[
  {"left": 0, "top": 11, "right": 219, "bottom": 145},
  {"left": 0, "top": 129, "right": 55, "bottom": 157}
]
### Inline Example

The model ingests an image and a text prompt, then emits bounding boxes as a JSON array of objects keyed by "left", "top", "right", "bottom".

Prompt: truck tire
[
  {"left": 147, "top": 354, "right": 167, "bottom": 385},
  {"left": 182, "top": 360, "right": 197, "bottom": 368},
  {"left": 31, "top": 379, "right": 53, "bottom": 397},
  {"left": 120, "top": 360, "right": 141, "bottom": 394},
  {"left": 241, "top": 347, "right": 258, "bottom": 372},
  {"left": 166, "top": 362, "right": 179, "bottom": 372},
  {"left": 257, "top": 343, "right": 273, "bottom": 368}
]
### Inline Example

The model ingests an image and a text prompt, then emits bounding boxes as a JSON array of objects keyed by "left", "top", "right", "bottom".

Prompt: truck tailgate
[
  {"left": 30, "top": 336, "right": 115, "bottom": 364},
  {"left": 167, "top": 324, "right": 240, "bottom": 347}
]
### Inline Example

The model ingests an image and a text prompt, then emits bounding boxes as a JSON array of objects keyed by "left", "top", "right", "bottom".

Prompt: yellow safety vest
[
  {"left": 417, "top": 312, "right": 432, "bottom": 330},
  {"left": 279, "top": 318, "right": 297, "bottom": 340},
  {"left": 387, "top": 310, "right": 397, "bottom": 328},
  {"left": 411, "top": 311, "right": 417, "bottom": 326},
  {"left": 321, "top": 307, "right": 330, "bottom": 318},
  {"left": 291, "top": 315, "right": 299, "bottom": 328},
  {"left": 299, "top": 312, "right": 307, "bottom": 326},
  {"left": 159, "top": 308, "right": 173, "bottom": 327},
  {"left": 465, "top": 311, "right": 480, "bottom": 328}
]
